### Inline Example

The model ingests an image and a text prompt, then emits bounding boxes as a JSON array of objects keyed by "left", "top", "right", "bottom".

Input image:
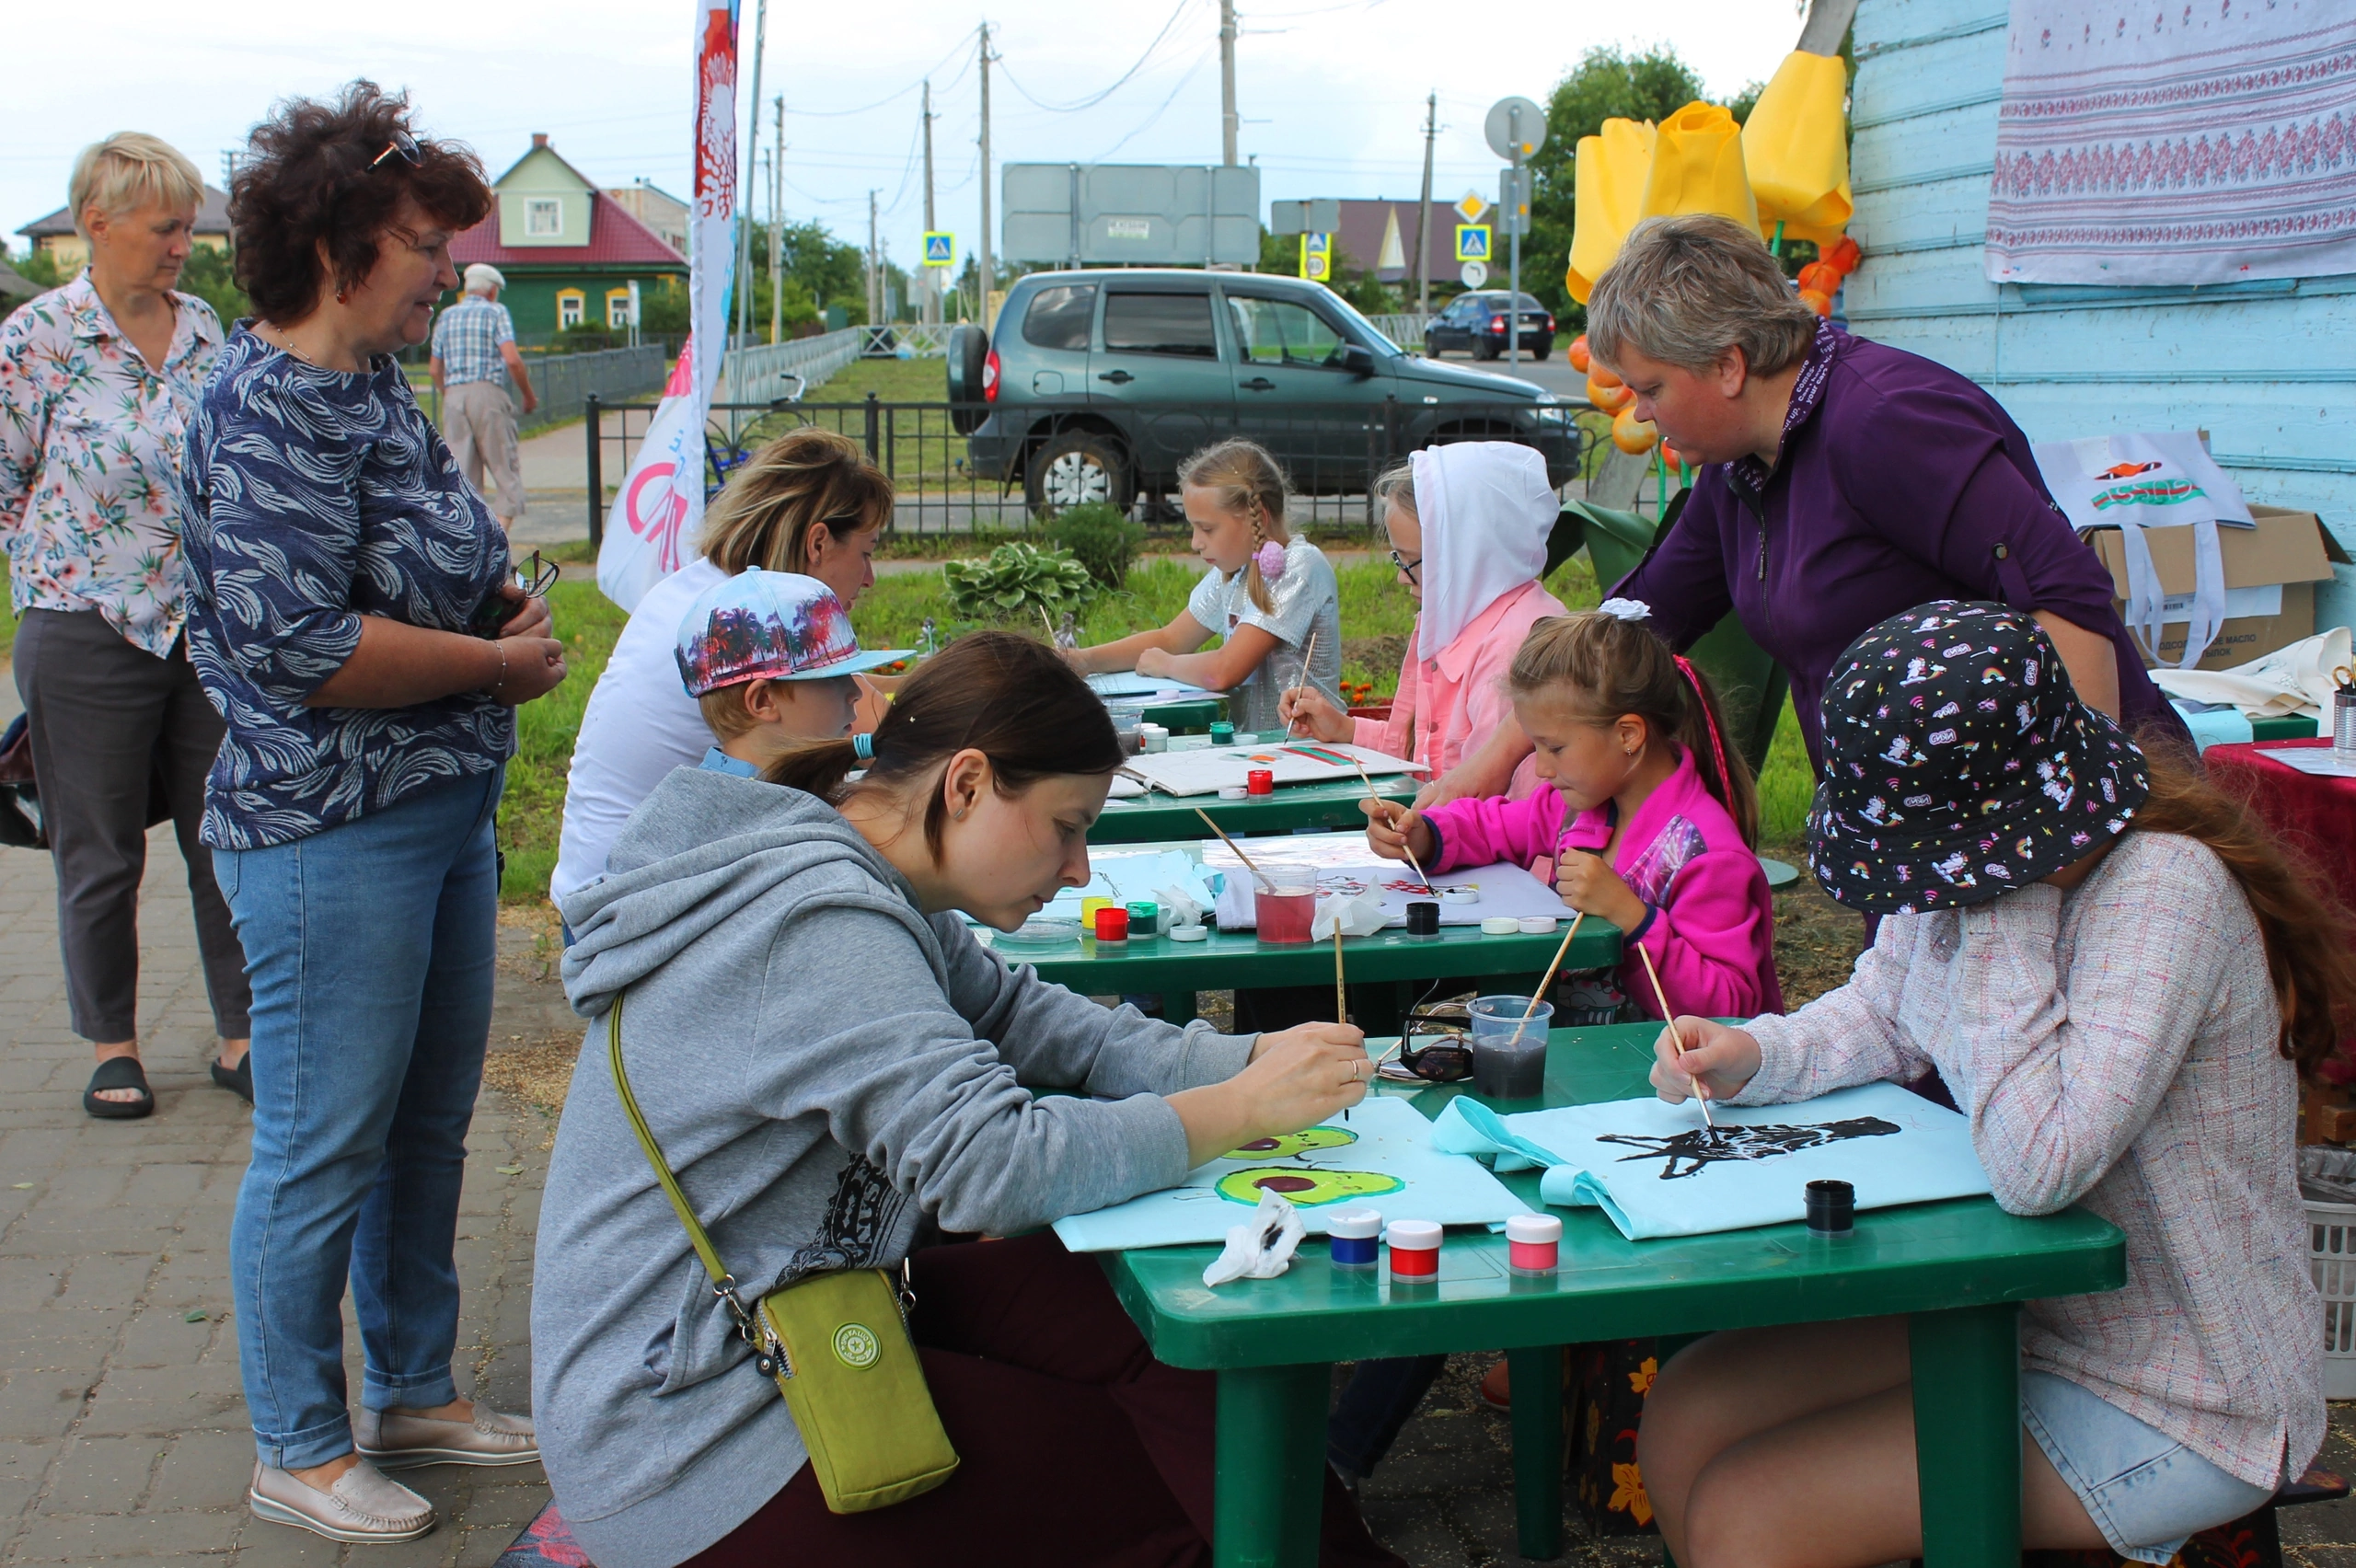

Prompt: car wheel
[
  {"left": 1472, "top": 337, "right": 1497, "bottom": 362},
  {"left": 1025, "top": 432, "right": 1132, "bottom": 517}
]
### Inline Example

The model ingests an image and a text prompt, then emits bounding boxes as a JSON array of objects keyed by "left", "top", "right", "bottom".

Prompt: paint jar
[
  {"left": 1806, "top": 1179, "right": 1855, "bottom": 1237},
  {"left": 2337, "top": 685, "right": 2356, "bottom": 761},
  {"left": 1468, "top": 995, "right": 1553, "bottom": 1100},
  {"left": 1245, "top": 768, "right": 1275, "bottom": 796},
  {"left": 1438, "top": 884, "right": 1480, "bottom": 905},
  {"left": 1385, "top": 1219, "right": 1442, "bottom": 1278},
  {"left": 1479, "top": 916, "right": 1520, "bottom": 936},
  {"left": 1080, "top": 896, "right": 1114, "bottom": 928},
  {"left": 1218, "top": 784, "right": 1250, "bottom": 800},
  {"left": 1404, "top": 901, "right": 1440, "bottom": 940},
  {"left": 1094, "top": 906, "right": 1130, "bottom": 943},
  {"left": 1126, "top": 900, "right": 1159, "bottom": 937},
  {"left": 1209, "top": 721, "right": 1236, "bottom": 745},
  {"left": 1169, "top": 922, "right": 1207, "bottom": 943},
  {"left": 1506, "top": 1213, "right": 1563, "bottom": 1274},
  {"left": 1517, "top": 916, "right": 1558, "bottom": 935},
  {"left": 1253, "top": 864, "right": 1316, "bottom": 945},
  {"left": 1138, "top": 723, "right": 1170, "bottom": 753},
  {"left": 1326, "top": 1206, "right": 1383, "bottom": 1269}
]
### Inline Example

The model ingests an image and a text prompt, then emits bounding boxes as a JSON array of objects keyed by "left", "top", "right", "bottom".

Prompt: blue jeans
[{"left": 215, "top": 768, "right": 503, "bottom": 1470}]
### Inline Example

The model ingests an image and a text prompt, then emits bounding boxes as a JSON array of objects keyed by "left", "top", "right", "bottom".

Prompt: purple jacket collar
[{"left": 1725, "top": 317, "right": 1843, "bottom": 510}]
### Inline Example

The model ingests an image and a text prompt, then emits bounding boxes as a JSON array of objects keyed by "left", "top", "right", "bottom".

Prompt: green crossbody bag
[{"left": 606, "top": 994, "right": 960, "bottom": 1513}]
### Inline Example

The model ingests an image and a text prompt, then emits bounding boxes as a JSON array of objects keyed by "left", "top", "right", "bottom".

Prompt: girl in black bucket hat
[{"left": 1626, "top": 601, "right": 2356, "bottom": 1566}]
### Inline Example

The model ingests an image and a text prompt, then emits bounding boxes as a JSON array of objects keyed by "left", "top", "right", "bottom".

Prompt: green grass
[
  {"left": 803, "top": 354, "right": 952, "bottom": 406},
  {"left": 0, "top": 596, "right": 16, "bottom": 661},
  {"left": 1758, "top": 695, "right": 1813, "bottom": 848},
  {"left": 502, "top": 580, "right": 629, "bottom": 903}
]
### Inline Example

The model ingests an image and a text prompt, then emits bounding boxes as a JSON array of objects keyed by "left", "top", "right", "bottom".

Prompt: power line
[
  {"left": 995, "top": 0, "right": 1197, "bottom": 114},
  {"left": 786, "top": 29, "right": 978, "bottom": 118},
  {"left": 1092, "top": 41, "right": 1219, "bottom": 161}
]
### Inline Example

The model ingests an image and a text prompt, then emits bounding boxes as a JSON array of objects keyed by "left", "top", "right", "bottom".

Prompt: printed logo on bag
[{"left": 832, "top": 1322, "right": 881, "bottom": 1369}]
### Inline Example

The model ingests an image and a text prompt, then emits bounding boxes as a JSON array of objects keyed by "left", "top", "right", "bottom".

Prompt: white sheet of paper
[
  {"left": 1122, "top": 742, "right": 1426, "bottom": 798},
  {"left": 1051, "top": 1094, "right": 1533, "bottom": 1251},
  {"left": 1209, "top": 855, "right": 1566, "bottom": 929},
  {"left": 2261, "top": 747, "right": 2356, "bottom": 778},
  {"left": 1433, "top": 1084, "right": 1991, "bottom": 1240}
]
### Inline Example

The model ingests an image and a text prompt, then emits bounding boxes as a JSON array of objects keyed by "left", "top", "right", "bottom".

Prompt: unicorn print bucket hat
[{"left": 1807, "top": 601, "right": 2150, "bottom": 915}]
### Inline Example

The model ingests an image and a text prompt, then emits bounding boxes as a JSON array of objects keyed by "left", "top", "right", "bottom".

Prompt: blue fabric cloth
[
  {"left": 216, "top": 767, "right": 502, "bottom": 1470},
  {"left": 429, "top": 295, "right": 514, "bottom": 389},
  {"left": 699, "top": 746, "right": 757, "bottom": 777},
  {"left": 178, "top": 328, "right": 514, "bottom": 849},
  {"left": 2022, "top": 1369, "right": 2274, "bottom": 1563}
]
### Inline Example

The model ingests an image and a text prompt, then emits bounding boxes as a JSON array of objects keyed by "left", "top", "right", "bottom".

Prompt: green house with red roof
[{"left": 450, "top": 135, "right": 687, "bottom": 340}]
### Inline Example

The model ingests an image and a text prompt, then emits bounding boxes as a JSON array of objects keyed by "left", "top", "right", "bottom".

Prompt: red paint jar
[
  {"left": 1094, "top": 906, "right": 1129, "bottom": 942},
  {"left": 1506, "top": 1213, "right": 1562, "bottom": 1274},
  {"left": 1245, "top": 768, "right": 1275, "bottom": 796},
  {"left": 1385, "top": 1219, "right": 1441, "bottom": 1278}
]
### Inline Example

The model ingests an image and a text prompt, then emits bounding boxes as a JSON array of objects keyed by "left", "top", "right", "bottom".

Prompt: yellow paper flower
[
  {"left": 1610, "top": 1461, "right": 1655, "bottom": 1526},
  {"left": 1628, "top": 1355, "right": 1658, "bottom": 1397}
]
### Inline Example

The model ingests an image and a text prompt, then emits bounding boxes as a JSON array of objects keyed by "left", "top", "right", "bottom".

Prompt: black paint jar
[
  {"left": 1806, "top": 1179, "right": 1854, "bottom": 1236},
  {"left": 1404, "top": 901, "right": 1440, "bottom": 940}
]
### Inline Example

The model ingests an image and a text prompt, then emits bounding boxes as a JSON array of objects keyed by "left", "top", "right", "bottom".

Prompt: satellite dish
[
  {"left": 1460, "top": 260, "right": 1488, "bottom": 289},
  {"left": 1484, "top": 97, "right": 1547, "bottom": 162}
]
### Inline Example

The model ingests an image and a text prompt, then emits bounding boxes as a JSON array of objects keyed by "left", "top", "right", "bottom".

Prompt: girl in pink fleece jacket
[{"left": 1368, "top": 606, "right": 1781, "bottom": 1021}]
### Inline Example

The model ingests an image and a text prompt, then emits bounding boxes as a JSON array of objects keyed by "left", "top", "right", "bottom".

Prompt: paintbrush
[
  {"left": 1351, "top": 759, "right": 1433, "bottom": 894},
  {"left": 1192, "top": 806, "right": 1274, "bottom": 893},
  {"left": 1334, "top": 917, "right": 1352, "bottom": 1121},
  {"left": 1282, "top": 629, "right": 1321, "bottom": 737},
  {"left": 1039, "top": 605, "right": 1057, "bottom": 645},
  {"left": 1634, "top": 942, "right": 1715, "bottom": 1130},
  {"left": 1503, "top": 910, "right": 1585, "bottom": 1052}
]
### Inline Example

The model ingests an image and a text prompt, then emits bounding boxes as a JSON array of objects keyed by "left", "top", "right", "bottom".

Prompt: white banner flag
[{"left": 596, "top": 0, "right": 738, "bottom": 611}]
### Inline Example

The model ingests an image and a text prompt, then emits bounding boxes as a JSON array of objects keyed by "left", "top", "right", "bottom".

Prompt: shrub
[
  {"left": 1037, "top": 502, "right": 1145, "bottom": 591},
  {"left": 941, "top": 542, "right": 1094, "bottom": 622}
]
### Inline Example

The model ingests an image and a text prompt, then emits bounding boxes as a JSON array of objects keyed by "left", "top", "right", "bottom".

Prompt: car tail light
[
  {"left": 982, "top": 348, "right": 999, "bottom": 401},
  {"left": 1545, "top": 315, "right": 1556, "bottom": 332},
  {"left": 1489, "top": 317, "right": 1506, "bottom": 331}
]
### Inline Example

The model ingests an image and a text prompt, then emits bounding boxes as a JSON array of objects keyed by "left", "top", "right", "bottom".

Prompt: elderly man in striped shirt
[{"left": 430, "top": 262, "right": 537, "bottom": 529}]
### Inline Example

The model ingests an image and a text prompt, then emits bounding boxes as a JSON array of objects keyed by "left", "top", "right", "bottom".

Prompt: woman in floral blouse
[
  {"left": 177, "top": 84, "right": 567, "bottom": 1545},
  {"left": 0, "top": 133, "right": 252, "bottom": 1118}
]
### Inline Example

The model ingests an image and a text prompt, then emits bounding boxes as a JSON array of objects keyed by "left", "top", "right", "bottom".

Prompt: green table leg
[
  {"left": 1163, "top": 990, "right": 1199, "bottom": 1024},
  {"left": 1214, "top": 1363, "right": 1330, "bottom": 1568},
  {"left": 1909, "top": 1304, "right": 2021, "bottom": 1568},
  {"left": 1507, "top": 1345, "right": 1565, "bottom": 1560}
]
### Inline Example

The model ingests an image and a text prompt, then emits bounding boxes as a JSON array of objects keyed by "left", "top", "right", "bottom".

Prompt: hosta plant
[{"left": 941, "top": 542, "right": 1095, "bottom": 623}]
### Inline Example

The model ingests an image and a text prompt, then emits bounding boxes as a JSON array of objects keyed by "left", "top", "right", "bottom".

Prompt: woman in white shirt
[
  {"left": 550, "top": 427, "right": 891, "bottom": 911},
  {"left": 1063, "top": 438, "right": 1340, "bottom": 734}
]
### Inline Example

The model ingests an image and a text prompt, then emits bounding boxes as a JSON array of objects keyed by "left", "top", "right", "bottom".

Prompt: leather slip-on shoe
[
  {"left": 249, "top": 1458, "right": 435, "bottom": 1543},
  {"left": 356, "top": 1404, "right": 539, "bottom": 1470}
]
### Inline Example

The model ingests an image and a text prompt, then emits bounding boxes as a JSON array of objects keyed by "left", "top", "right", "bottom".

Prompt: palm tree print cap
[
  {"left": 1807, "top": 601, "right": 2150, "bottom": 915},
  {"left": 674, "top": 570, "right": 911, "bottom": 696}
]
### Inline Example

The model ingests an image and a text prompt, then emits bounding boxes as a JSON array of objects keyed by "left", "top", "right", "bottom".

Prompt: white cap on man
[{"left": 463, "top": 263, "right": 505, "bottom": 297}]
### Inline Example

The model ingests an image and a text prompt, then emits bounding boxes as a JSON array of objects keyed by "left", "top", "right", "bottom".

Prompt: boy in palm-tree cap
[{"left": 675, "top": 571, "right": 909, "bottom": 776}]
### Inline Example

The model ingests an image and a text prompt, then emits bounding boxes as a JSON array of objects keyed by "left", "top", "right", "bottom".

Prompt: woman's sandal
[
  {"left": 83, "top": 1057, "right": 156, "bottom": 1121},
  {"left": 211, "top": 1055, "right": 253, "bottom": 1104}
]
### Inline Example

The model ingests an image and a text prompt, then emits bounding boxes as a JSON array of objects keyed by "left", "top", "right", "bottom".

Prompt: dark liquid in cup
[{"left": 1473, "top": 1044, "right": 1547, "bottom": 1100}]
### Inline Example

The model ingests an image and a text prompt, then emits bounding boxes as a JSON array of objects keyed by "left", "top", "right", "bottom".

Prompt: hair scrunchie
[{"left": 852, "top": 732, "right": 875, "bottom": 761}]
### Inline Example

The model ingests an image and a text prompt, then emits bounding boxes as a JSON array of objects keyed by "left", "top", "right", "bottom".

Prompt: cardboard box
[{"left": 2085, "top": 504, "right": 2348, "bottom": 672}]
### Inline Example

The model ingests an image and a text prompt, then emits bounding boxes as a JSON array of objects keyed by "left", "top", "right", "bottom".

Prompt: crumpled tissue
[
  {"left": 1311, "top": 888, "right": 1389, "bottom": 940},
  {"left": 1156, "top": 882, "right": 1207, "bottom": 930},
  {"left": 1202, "top": 1188, "right": 1305, "bottom": 1287}
]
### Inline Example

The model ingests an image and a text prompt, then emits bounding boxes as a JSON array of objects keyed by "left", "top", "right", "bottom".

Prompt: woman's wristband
[{"left": 485, "top": 639, "right": 507, "bottom": 697}]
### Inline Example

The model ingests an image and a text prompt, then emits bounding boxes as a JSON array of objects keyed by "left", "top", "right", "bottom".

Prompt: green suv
[{"left": 947, "top": 269, "right": 1582, "bottom": 513}]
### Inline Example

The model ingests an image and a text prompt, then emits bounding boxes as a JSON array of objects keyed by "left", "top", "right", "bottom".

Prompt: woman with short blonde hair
[{"left": 0, "top": 131, "right": 249, "bottom": 1120}]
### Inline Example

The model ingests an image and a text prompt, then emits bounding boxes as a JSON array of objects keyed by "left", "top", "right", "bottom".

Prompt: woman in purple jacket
[{"left": 1576, "top": 214, "right": 2184, "bottom": 776}]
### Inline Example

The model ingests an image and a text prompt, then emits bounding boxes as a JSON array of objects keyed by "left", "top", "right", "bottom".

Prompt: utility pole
[
  {"left": 977, "top": 23, "right": 996, "bottom": 330},
  {"left": 769, "top": 96, "right": 785, "bottom": 344},
  {"left": 1218, "top": 0, "right": 1239, "bottom": 167},
  {"left": 1414, "top": 92, "right": 1436, "bottom": 318},
  {"left": 921, "top": 79, "right": 939, "bottom": 326},
  {"left": 734, "top": 0, "right": 768, "bottom": 368},
  {"left": 1507, "top": 99, "right": 1524, "bottom": 364},
  {"left": 867, "top": 190, "right": 881, "bottom": 327}
]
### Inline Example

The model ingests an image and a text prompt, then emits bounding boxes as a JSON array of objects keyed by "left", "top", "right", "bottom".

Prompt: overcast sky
[{"left": 6, "top": 0, "right": 1802, "bottom": 271}]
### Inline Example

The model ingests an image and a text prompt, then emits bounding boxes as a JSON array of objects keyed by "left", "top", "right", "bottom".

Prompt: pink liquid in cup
[{"left": 1254, "top": 871, "right": 1316, "bottom": 944}]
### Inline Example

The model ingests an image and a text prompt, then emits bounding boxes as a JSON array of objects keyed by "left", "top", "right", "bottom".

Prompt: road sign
[
  {"left": 921, "top": 232, "right": 955, "bottom": 268},
  {"left": 1454, "top": 190, "right": 1489, "bottom": 225},
  {"left": 1454, "top": 225, "right": 1492, "bottom": 262},
  {"left": 1497, "top": 167, "right": 1531, "bottom": 237},
  {"left": 1459, "top": 260, "right": 1488, "bottom": 289},
  {"left": 1484, "top": 97, "right": 1547, "bottom": 161},
  {"left": 1300, "top": 232, "right": 1332, "bottom": 282}
]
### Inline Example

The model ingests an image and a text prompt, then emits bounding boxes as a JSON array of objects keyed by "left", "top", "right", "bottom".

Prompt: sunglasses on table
[{"left": 1373, "top": 992, "right": 1479, "bottom": 1084}]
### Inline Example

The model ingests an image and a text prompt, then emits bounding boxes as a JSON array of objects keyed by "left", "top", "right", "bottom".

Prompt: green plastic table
[
  {"left": 1011, "top": 917, "right": 1621, "bottom": 1032},
  {"left": 1091, "top": 778, "right": 1420, "bottom": 846},
  {"left": 1102, "top": 1024, "right": 2126, "bottom": 1568}
]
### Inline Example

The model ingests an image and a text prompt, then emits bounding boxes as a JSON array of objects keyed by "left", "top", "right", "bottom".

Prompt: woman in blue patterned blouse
[{"left": 176, "top": 83, "right": 568, "bottom": 1546}]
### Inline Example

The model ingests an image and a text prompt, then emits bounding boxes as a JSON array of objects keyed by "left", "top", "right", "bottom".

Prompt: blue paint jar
[{"left": 1325, "top": 1205, "right": 1382, "bottom": 1268}]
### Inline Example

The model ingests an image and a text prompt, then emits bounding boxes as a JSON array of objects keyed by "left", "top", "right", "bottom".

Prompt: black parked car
[
  {"left": 946, "top": 270, "right": 1578, "bottom": 514},
  {"left": 1422, "top": 290, "right": 1555, "bottom": 362}
]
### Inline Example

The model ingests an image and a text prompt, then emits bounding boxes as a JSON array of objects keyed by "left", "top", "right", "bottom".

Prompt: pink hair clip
[{"left": 1254, "top": 539, "right": 1288, "bottom": 582}]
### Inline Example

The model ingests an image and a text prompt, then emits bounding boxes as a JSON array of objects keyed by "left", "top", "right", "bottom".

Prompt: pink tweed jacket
[{"left": 1738, "top": 831, "right": 2321, "bottom": 1488}]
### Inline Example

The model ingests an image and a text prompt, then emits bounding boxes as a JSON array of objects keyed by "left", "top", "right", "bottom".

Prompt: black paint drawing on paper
[{"left": 1597, "top": 1116, "right": 1902, "bottom": 1181}]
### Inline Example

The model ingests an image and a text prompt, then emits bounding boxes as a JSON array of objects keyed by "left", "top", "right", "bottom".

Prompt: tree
[{"left": 175, "top": 245, "right": 250, "bottom": 327}]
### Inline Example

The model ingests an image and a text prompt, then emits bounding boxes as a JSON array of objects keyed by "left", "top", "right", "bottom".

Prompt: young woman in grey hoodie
[{"left": 537, "top": 632, "right": 1405, "bottom": 1568}]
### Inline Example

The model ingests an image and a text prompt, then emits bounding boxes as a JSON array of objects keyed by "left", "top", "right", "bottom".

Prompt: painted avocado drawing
[
  {"left": 1598, "top": 1115, "right": 1902, "bottom": 1180},
  {"left": 1214, "top": 1168, "right": 1407, "bottom": 1205}
]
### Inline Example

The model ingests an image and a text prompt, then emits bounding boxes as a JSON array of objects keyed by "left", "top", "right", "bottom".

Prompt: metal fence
[
  {"left": 585, "top": 393, "right": 1609, "bottom": 546},
  {"left": 522, "top": 345, "right": 668, "bottom": 435},
  {"left": 716, "top": 328, "right": 866, "bottom": 418},
  {"left": 1367, "top": 313, "right": 1431, "bottom": 350}
]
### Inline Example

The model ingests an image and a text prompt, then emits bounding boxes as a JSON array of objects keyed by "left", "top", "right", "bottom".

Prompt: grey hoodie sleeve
[
  {"left": 928, "top": 913, "right": 1257, "bottom": 1096},
  {"left": 749, "top": 901, "right": 1210, "bottom": 1237}
]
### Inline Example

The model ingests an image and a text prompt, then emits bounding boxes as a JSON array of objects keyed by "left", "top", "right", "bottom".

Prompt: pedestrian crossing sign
[
  {"left": 1454, "top": 225, "right": 1492, "bottom": 263},
  {"left": 922, "top": 232, "right": 955, "bottom": 268},
  {"left": 1299, "top": 232, "right": 1332, "bottom": 282}
]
